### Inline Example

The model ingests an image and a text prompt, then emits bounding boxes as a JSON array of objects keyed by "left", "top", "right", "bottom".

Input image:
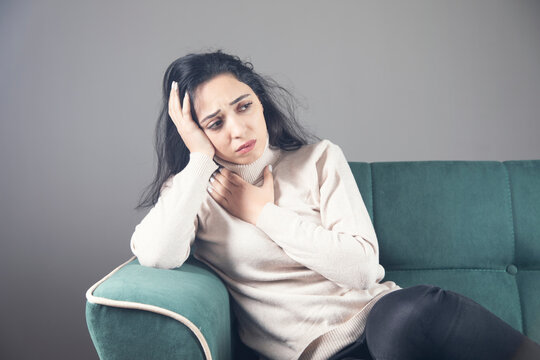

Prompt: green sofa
[{"left": 86, "top": 160, "right": 540, "bottom": 360}]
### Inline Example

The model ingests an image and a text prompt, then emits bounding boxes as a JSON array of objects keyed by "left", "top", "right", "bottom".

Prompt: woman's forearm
[{"left": 130, "top": 152, "right": 219, "bottom": 269}]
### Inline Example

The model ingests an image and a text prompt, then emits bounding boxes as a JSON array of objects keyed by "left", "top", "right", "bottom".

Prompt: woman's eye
[
  {"left": 239, "top": 102, "right": 252, "bottom": 111},
  {"left": 208, "top": 120, "right": 222, "bottom": 130}
]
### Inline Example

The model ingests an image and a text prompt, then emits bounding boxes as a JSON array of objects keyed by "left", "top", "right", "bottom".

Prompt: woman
[{"left": 131, "top": 51, "right": 540, "bottom": 360}]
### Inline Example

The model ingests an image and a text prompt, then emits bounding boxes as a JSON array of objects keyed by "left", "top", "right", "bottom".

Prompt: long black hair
[{"left": 135, "top": 50, "right": 321, "bottom": 210}]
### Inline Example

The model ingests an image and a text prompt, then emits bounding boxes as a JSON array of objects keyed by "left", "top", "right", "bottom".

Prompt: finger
[
  {"left": 218, "top": 168, "right": 242, "bottom": 186},
  {"left": 207, "top": 184, "right": 229, "bottom": 205},
  {"left": 168, "top": 83, "right": 179, "bottom": 116},
  {"left": 182, "top": 91, "right": 191, "bottom": 118},
  {"left": 168, "top": 84, "right": 174, "bottom": 112},
  {"left": 207, "top": 185, "right": 218, "bottom": 203},
  {"left": 210, "top": 177, "right": 233, "bottom": 197},
  {"left": 213, "top": 172, "right": 239, "bottom": 188},
  {"left": 229, "top": 171, "right": 245, "bottom": 185}
]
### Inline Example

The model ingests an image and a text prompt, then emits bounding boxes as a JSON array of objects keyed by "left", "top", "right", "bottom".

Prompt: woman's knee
[
  {"left": 364, "top": 285, "right": 534, "bottom": 360},
  {"left": 367, "top": 285, "right": 451, "bottom": 328},
  {"left": 365, "top": 285, "right": 459, "bottom": 356}
]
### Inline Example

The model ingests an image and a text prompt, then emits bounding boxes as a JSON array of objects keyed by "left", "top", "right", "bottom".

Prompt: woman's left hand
[{"left": 207, "top": 165, "right": 274, "bottom": 225}]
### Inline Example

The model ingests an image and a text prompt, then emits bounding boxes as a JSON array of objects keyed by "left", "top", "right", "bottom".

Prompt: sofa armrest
[{"left": 85, "top": 256, "right": 232, "bottom": 360}]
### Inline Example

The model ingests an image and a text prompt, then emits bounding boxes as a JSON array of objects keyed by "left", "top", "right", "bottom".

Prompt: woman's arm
[
  {"left": 130, "top": 152, "right": 219, "bottom": 269},
  {"left": 255, "top": 142, "right": 382, "bottom": 290}
]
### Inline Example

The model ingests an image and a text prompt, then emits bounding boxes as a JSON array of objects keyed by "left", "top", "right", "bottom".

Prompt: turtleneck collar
[{"left": 213, "top": 135, "right": 282, "bottom": 185}]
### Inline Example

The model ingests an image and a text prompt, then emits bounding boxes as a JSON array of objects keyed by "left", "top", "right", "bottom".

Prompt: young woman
[{"left": 131, "top": 51, "right": 540, "bottom": 360}]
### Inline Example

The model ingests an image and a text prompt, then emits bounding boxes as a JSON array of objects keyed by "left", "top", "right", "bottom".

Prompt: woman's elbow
[
  {"left": 131, "top": 238, "right": 189, "bottom": 270},
  {"left": 130, "top": 229, "right": 190, "bottom": 269},
  {"left": 136, "top": 251, "right": 187, "bottom": 269}
]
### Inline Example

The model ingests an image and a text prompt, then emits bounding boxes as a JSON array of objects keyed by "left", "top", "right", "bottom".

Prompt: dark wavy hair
[{"left": 135, "top": 50, "right": 321, "bottom": 210}]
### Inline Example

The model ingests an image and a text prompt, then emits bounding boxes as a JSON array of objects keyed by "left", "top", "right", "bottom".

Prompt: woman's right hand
[{"left": 168, "top": 81, "right": 215, "bottom": 158}]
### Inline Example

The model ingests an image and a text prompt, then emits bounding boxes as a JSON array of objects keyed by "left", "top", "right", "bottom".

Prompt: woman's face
[{"left": 193, "top": 73, "right": 268, "bottom": 165}]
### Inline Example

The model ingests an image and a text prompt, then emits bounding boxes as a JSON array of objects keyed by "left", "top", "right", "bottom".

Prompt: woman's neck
[{"left": 213, "top": 136, "right": 282, "bottom": 185}]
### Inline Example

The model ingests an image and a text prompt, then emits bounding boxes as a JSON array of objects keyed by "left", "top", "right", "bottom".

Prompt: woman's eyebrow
[
  {"left": 229, "top": 93, "right": 250, "bottom": 105},
  {"left": 201, "top": 94, "right": 251, "bottom": 124}
]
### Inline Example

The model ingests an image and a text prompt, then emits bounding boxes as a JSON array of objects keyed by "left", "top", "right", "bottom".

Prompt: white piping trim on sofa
[{"left": 85, "top": 256, "right": 213, "bottom": 360}]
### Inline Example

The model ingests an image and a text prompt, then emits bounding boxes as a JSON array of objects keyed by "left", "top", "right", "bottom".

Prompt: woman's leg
[
  {"left": 327, "top": 331, "right": 373, "bottom": 360},
  {"left": 363, "top": 285, "right": 540, "bottom": 360}
]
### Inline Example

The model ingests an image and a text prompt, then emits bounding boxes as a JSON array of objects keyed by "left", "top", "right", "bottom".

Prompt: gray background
[{"left": 1, "top": 0, "right": 539, "bottom": 359}]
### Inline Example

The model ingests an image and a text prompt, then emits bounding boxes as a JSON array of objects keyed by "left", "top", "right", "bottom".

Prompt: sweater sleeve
[
  {"left": 255, "top": 142, "right": 383, "bottom": 290},
  {"left": 130, "top": 152, "right": 219, "bottom": 269}
]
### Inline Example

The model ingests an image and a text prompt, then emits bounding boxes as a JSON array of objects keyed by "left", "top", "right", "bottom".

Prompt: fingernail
[
  {"left": 269, "top": 165, "right": 273, "bottom": 172},
  {"left": 172, "top": 81, "right": 177, "bottom": 90},
  {"left": 207, "top": 185, "right": 213, "bottom": 193},
  {"left": 210, "top": 176, "right": 215, "bottom": 183}
]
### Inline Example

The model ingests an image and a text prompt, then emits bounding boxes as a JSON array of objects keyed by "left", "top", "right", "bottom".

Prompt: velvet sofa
[{"left": 86, "top": 160, "right": 540, "bottom": 359}]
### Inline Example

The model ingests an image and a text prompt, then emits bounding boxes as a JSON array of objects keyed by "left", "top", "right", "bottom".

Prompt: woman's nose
[{"left": 227, "top": 114, "right": 248, "bottom": 137}]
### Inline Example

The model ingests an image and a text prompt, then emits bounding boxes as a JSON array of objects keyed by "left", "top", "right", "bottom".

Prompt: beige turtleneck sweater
[{"left": 130, "top": 136, "right": 401, "bottom": 360}]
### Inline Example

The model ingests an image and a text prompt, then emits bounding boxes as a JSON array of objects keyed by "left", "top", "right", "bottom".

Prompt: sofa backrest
[{"left": 349, "top": 160, "right": 540, "bottom": 343}]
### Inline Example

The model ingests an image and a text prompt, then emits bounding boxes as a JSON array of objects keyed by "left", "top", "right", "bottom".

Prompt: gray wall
[{"left": 1, "top": 0, "right": 539, "bottom": 358}]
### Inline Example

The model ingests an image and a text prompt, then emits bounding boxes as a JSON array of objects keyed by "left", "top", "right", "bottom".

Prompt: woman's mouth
[{"left": 236, "top": 139, "right": 256, "bottom": 154}]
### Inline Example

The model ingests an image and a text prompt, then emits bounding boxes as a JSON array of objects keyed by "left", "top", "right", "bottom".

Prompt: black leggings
[{"left": 328, "top": 285, "right": 540, "bottom": 360}]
